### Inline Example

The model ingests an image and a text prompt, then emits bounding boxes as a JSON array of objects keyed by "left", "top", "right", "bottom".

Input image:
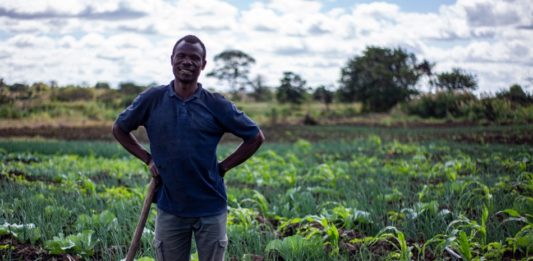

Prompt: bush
[
  {"left": 403, "top": 92, "right": 476, "bottom": 118},
  {"left": 97, "top": 89, "right": 124, "bottom": 108},
  {"left": 496, "top": 84, "right": 533, "bottom": 106},
  {"left": 403, "top": 91, "right": 533, "bottom": 123},
  {"left": 52, "top": 87, "right": 95, "bottom": 102},
  {"left": 0, "top": 105, "right": 27, "bottom": 118}
]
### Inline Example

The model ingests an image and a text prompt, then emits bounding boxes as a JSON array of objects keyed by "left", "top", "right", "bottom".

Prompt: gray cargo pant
[{"left": 154, "top": 208, "right": 228, "bottom": 261}]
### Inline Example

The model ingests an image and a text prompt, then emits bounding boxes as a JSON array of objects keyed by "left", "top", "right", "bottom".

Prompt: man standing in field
[{"left": 112, "top": 34, "right": 265, "bottom": 261}]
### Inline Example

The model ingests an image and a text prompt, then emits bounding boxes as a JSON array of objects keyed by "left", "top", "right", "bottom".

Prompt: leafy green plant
[
  {"left": 228, "top": 207, "right": 258, "bottom": 230},
  {"left": 373, "top": 226, "right": 412, "bottom": 261},
  {"left": 324, "top": 205, "right": 372, "bottom": 230},
  {"left": 44, "top": 230, "right": 98, "bottom": 257},
  {"left": 75, "top": 210, "right": 118, "bottom": 232},
  {"left": 0, "top": 222, "right": 41, "bottom": 244},
  {"left": 2, "top": 138, "right": 532, "bottom": 260},
  {"left": 239, "top": 190, "right": 270, "bottom": 216},
  {"left": 456, "top": 230, "right": 473, "bottom": 260},
  {"left": 265, "top": 235, "right": 324, "bottom": 260},
  {"left": 507, "top": 224, "right": 532, "bottom": 255}
]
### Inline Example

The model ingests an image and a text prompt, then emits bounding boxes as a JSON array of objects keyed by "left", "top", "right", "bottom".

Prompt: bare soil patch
[{"left": 0, "top": 123, "right": 531, "bottom": 145}]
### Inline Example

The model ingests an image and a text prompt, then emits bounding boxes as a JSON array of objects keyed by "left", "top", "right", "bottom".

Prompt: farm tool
[{"left": 125, "top": 178, "right": 158, "bottom": 261}]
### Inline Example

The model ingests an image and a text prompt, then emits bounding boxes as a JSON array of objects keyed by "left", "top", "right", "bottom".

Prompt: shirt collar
[{"left": 167, "top": 80, "right": 203, "bottom": 101}]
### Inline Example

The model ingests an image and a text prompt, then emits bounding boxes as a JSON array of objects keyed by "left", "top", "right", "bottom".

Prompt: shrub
[
  {"left": 52, "top": 87, "right": 95, "bottom": 102},
  {"left": 403, "top": 91, "right": 533, "bottom": 123},
  {"left": 403, "top": 92, "right": 476, "bottom": 118}
]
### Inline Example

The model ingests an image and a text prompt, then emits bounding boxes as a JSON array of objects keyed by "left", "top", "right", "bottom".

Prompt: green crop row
[{"left": 1, "top": 137, "right": 532, "bottom": 260}]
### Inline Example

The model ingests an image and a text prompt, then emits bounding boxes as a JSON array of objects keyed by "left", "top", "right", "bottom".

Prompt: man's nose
[{"left": 182, "top": 57, "right": 193, "bottom": 65}]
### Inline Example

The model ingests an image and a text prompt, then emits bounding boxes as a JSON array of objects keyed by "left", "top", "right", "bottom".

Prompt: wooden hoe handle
[{"left": 125, "top": 178, "right": 158, "bottom": 261}]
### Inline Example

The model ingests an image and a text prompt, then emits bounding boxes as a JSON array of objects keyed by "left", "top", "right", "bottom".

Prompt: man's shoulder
[
  {"left": 142, "top": 84, "right": 167, "bottom": 97},
  {"left": 136, "top": 84, "right": 168, "bottom": 104},
  {"left": 200, "top": 88, "right": 230, "bottom": 105}
]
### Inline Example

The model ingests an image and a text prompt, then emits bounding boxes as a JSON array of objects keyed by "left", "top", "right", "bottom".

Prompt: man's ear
[
  {"left": 201, "top": 60, "right": 207, "bottom": 70},
  {"left": 170, "top": 55, "right": 173, "bottom": 65}
]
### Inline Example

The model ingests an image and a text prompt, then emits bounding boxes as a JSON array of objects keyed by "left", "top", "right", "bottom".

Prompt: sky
[{"left": 0, "top": 0, "right": 532, "bottom": 94}]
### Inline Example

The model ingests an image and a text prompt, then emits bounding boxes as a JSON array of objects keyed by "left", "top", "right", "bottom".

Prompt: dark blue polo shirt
[{"left": 116, "top": 80, "right": 259, "bottom": 217}]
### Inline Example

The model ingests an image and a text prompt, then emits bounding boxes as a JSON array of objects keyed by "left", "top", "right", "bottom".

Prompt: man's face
[{"left": 171, "top": 41, "right": 206, "bottom": 84}]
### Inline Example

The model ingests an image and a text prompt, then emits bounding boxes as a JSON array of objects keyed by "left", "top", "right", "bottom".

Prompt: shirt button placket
[{"left": 179, "top": 103, "right": 187, "bottom": 120}]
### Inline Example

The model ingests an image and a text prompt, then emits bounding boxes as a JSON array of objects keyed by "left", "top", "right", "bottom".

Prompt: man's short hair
[{"left": 172, "top": 35, "right": 206, "bottom": 61}]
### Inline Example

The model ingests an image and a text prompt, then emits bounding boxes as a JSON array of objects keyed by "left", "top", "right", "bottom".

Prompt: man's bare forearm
[
  {"left": 112, "top": 123, "right": 151, "bottom": 165},
  {"left": 219, "top": 130, "right": 265, "bottom": 175}
]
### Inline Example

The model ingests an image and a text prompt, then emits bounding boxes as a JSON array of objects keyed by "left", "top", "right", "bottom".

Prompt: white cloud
[{"left": 0, "top": 0, "right": 531, "bottom": 92}]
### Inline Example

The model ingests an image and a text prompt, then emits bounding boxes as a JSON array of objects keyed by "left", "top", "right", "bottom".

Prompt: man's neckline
[{"left": 168, "top": 80, "right": 202, "bottom": 102}]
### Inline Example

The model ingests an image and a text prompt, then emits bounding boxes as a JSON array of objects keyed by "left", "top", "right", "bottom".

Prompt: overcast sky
[{"left": 0, "top": 0, "right": 532, "bottom": 93}]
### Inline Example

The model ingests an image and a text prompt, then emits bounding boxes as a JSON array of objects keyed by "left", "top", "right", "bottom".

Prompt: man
[{"left": 112, "top": 35, "right": 265, "bottom": 261}]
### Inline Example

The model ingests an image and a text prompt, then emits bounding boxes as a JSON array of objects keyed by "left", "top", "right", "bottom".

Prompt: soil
[
  {"left": 0, "top": 234, "right": 80, "bottom": 261},
  {"left": 0, "top": 122, "right": 531, "bottom": 145}
]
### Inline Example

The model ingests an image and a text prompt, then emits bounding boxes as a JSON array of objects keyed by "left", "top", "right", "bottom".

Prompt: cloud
[
  {"left": 0, "top": 50, "right": 11, "bottom": 60},
  {"left": 0, "top": 3, "right": 147, "bottom": 20},
  {"left": 0, "top": 0, "right": 531, "bottom": 92},
  {"left": 464, "top": 2, "right": 519, "bottom": 27},
  {"left": 78, "top": 5, "right": 147, "bottom": 20},
  {"left": 117, "top": 24, "right": 158, "bottom": 34},
  {"left": 274, "top": 45, "right": 309, "bottom": 56},
  {"left": 517, "top": 24, "right": 533, "bottom": 30},
  {"left": 6, "top": 34, "right": 55, "bottom": 48}
]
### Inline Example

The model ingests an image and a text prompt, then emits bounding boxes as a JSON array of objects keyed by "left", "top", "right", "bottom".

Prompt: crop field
[{"left": 0, "top": 135, "right": 532, "bottom": 260}]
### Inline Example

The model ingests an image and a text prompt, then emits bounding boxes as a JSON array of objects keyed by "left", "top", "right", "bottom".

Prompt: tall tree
[
  {"left": 313, "top": 85, "right": 334, "bottom": 111},
  {"left": 431, "top": 68, "right": 478, "bottom": 92},
  {"left": 119, "top": 82, "right": 144, "bottom": 95},
  {"left": 207, "top": 50, "right": 256, "bottom": 99},
  {"left": 497, "top": 84, "right": 532, "bottom": 105},
  {"left": 250, "top": 75, "right": 273, "bottom": 102},
  {"left": 276, "top": 72, "right": 307, "bottom": 105},
  {"left": 95, "top": 82, "right": 111, "bottom": 89},
  {"left": 338, "top": 47, "right": 428, "bottom": 112}
]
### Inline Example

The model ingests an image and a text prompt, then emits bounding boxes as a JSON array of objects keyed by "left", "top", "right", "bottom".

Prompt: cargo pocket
[
  {"left": 218, "top": 239, "right": 228, "bottom": 248},
  {"left": 153, "top": 239, "right": 164, "bottom": 261},
  {"left": 214, "top": 239, "right": 228, "bottom": 260}
]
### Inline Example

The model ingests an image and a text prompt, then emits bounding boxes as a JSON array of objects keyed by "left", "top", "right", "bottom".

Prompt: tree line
[
  {"left": 207, "top": 47, "right": 533, "bottom": 112},
  {"left": 1, "top": 46, "right": 532, "bottom": 121}
]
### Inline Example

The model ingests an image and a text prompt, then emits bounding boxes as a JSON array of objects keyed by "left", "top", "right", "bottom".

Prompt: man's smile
[{"left": 179, "top": 68, "right": 194, "bottom": 74}]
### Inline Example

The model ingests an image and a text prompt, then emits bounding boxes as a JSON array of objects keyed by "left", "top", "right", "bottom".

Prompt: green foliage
[
  {"left": 338, "top": 46, "right": 426, "bottom": 112},
  {"left": 276, "top": 71, "right": 308, "bottom": 105},
  {"left": 249, "top": 75, "right": 273, "bottom": 102},
  {"left": 94, "top": 82, "right": 110, "bottom": 89},
  {"left": 324, "top": 205, "right": 373, "bottom": 230},
  {"left": 456, "top": 230, "right": 473, "bottom": 260},
  {"left": 497, "top": 84, "right": 533, "bottom": 105},
  {"left": 0, "top": 222, "right": 41, "bottom": 244},
  {"left": 403, "top": 91, "right": 533, "bottom": 122},
  {"left": 207, "top": 49, "right": 256, "bottom": 98},
  {"left": 1, "top": 138, "right": 532, "bottom": 260},
  {"left": 74, "top": 210, "right": 118, "bottom": 232},
  {"left": 431, "top": 68, "right": 478, "bottom": 92},
  {"left": 313, "top": 85, "right": 334, "bottom": 109},
  {"left": 265, "top": 235, "right": 324, "bottom": 260},
  {"left": 118, "top": 82, "right": 145, "bottom": 95},
  {"left": 52, "top": 86, "right": 95, "bottom": 102},
  {"left": 403, "top": 91, "right": 476, "bottom": 118},
  {"left": 44, "top": 230, "right": 98, "bottom": 257}
]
